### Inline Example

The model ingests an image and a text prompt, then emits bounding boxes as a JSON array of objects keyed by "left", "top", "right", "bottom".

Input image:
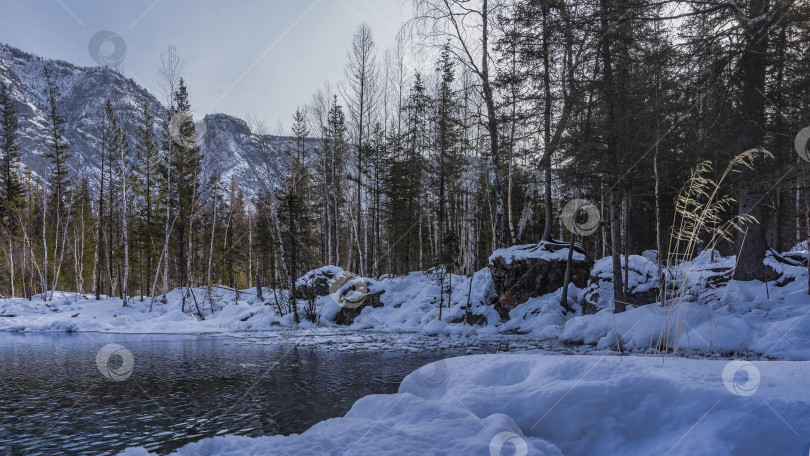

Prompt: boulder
[
  {"left": 584, "top": 255, "right": 661, "bottom": 310},
  {"left": 488, "top": 241, "right": 593, "bottom": 317},
  {"left": 333, "top": 277, "right": 385, "bottom": 325},
  {"left": 295, "top": 266, "right": 346, "bottom": 301}
]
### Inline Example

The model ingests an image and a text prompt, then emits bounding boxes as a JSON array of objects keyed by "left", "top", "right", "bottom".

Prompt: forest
[{"left": 0, "top": 0, "right": 808, "bottom": 310}]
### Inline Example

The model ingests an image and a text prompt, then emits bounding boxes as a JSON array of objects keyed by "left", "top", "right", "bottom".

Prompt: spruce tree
[
  {"left": 323, "top": 96, "right": 348, "bottom": 265},
  {"left": 42, "top": 66, "right": 71, "bottom": 300},
  {"left": 43, "top": 66, "right": 71, "bottom": 211},
  {"left": 278, "top": 108, "right": 314, "bottom": 303},
  {"left": 133, "top": 103, "right": 161, "bottom": 299},
  {"left": 102, "top": 100, "right": 123, "bottom": 297},
  {"left": 432, "top": 45, "right": 463, "bottom": 271},
  {"left": 171, "top": 78, "right": 203, "bottom": 294},
  {"left": 0, "top": 82, "right": 22, "bottom": 215},
  {"left": 385, "top": 73, "right": 429, "bottom": 273}
]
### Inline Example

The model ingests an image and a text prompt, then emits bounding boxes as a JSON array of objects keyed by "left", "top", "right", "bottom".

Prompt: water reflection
[{"left": 0, "top": 332, "right": 463, "bottom": 455}]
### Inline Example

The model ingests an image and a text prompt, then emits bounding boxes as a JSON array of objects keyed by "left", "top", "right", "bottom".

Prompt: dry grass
[{"left": 654, "top": 148, "right": 773, "bottom": 357}]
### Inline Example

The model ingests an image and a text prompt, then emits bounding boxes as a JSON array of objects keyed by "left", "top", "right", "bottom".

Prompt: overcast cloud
[{"left": 0, "top": 0, "right": 408, "bottom": 127}]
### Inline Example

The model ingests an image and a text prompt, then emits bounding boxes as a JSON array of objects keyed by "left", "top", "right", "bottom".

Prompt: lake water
[{"left": 0, "top": 332, "right": 466, "bottom": 455}]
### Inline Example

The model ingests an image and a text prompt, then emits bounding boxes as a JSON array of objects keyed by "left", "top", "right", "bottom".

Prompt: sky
[{"left": 0, "top": 0, "right": 410, "bottom": 127}]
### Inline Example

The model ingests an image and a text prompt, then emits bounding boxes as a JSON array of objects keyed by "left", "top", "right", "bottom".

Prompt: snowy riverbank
[
  {"left": 3, "top": 247, "right": 808, "bottom": 455},
  {"left": 119, "top": 353, "right": 810, "bottom": 455},
  {"left": 1, "top": 248, "right": 807, "bottom": 360}
]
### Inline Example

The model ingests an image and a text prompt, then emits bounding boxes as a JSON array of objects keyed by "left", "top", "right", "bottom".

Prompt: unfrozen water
[{"left": 0, "top": 332, "right": 470, "bottom": 455}]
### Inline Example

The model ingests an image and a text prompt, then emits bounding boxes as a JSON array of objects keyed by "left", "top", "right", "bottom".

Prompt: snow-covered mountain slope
[{"left": 0, "top": 42, "right": 313, "bottom": 202}]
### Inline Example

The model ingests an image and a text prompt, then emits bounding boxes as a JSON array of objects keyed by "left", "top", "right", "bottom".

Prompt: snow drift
[{"left": 119, "top": 354, "right": 810, "bottom": 455}]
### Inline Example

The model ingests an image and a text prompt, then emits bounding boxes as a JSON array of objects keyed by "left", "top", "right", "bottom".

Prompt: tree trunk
[
  {"left": 541, "top": 0, "right": 553, "bottom": 243},
  {"left": 560, "top": 230, "right": 576, "bottom": 313},
  {"left": 481, "top": 0, "right": 506, "bottom": 249},
  {"left": 120, "top": 145, "right": 129, "bottom": 307},
  {"left": 734, "top": 0, "right": 772, "bottom": 281},
  {"left": 600, "top": 0, "right": 626, "bottom": 311}
]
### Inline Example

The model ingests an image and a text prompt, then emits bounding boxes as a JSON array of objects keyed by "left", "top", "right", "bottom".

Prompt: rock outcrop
[
  {"left": 488, "top": 241, "right": 592, "bottom": 317},
  {"left": 332, "top": 277, "right": 385, "bottom": 326},
  {"left": 295, "top": 266, "right": 346, "bottom": 301},
  {"left": 295, "top": 267, "right": 385, "bottom": 325}
]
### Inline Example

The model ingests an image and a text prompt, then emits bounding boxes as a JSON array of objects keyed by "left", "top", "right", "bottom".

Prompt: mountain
[{"left": 0, "top": 42, "right": 313, "bottom": 203}]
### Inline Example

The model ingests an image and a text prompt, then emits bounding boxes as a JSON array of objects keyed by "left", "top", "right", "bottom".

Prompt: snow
[
  {"left": 294, "top": 265, "right": 345, "bottom": 287},
  {"left": 0, "top": 288, "right": 287, "bottom": 333},
  {"left": 323, "top": 269, "right": 499, "bottom": 334},
  {"left": 790, "top": 240, "right": 808, "bottom": 253},
  {"left": 585, "top": 254, "right": 661, "bottom": 309},
  {"left": 2, "top": 249, "right": 808, "bottom": 455},
  {"left": 1, "top": 250, "right": 807, "bottom": 360},
  {"left": 489, "top": 241, "right": 586, "bottom": 265},
  {"left": 119, "top": 353, "right": 810, "bottom": 455}
]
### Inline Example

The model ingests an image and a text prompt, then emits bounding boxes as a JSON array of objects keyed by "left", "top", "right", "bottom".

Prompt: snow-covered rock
[
  {"left": 584, "top": 254, "right": 662, "bottom": 310},
  {"left": 323, "top": 269, "right": 498, "bottom": 332},
  {"left": 489, "top": 241, "right": 592, "bottom": 314},
  {"left": 294, "top": 266, "right": 348, "bottom": 300},
  {"left": 789, "top": 240, "right": 808, "bottom": 253}
]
